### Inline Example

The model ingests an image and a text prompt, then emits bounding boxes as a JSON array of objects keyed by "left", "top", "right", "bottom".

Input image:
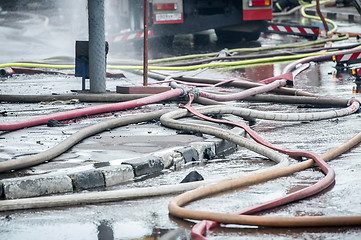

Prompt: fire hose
[
  {"left": 0, "top": 95, "right": 359, "bottom": 211},
  {"left": 173, "top": 95, "right": 359, "bottom": 239},
  {"left": 0, "top": 37, "right": 354, "bottom": 72},
  {"left": 0, "top": 88, "right": 185, "bottom": 132},
  {"left": 1, "top": 94, "right": 359, "bottom": 210},
  {"left": 0, "top": 112, "right": 290, "bottom": 210},
  {"left": 161, "top": 101, "right": 361, "bottom": 239}
]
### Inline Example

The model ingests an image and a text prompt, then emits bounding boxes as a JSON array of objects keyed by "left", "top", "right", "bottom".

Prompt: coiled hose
[
  {"left": 185, "top": 101, "right": 360, "bottom": 122},
  {"left": 162, "top": 102, "right": 361, "bottom": 239},
  {"left": 0, "top": 110, "right": 168, "bottom": 173},
  {"left": 199, "top": 79, "right": 289, "bottom": 101},
  {"left": 0, "top": 97, "right": 359, "bottom": 211},
  {"left": 0, "top": 113, "right": 290, "bottom": 210},
  {"left": 176, "top": 97, "right": 359, "bottom": 238}
]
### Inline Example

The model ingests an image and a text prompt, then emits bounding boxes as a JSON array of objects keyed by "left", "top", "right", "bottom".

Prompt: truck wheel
[
  {"left": 215, "top": 30, "right": 242, "bottom": 43},
  {"left": 243, "top": 31, "right": 261, "bottom": 41},
  {"left": 215, "top": 30, "right": 261, "bottom": 42},
  {"left": 150, "top": 36, "right": 174, "bottom": 47}
]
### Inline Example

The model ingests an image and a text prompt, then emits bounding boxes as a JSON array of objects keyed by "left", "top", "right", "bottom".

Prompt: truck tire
[
  {"left": 150, "top": 36, "right": 175, "bottom": 47},
  {"left": 244, "top": 31, "right": 261, "bottom": 41},
  {"left": 215, "top": 30, "right": 261, "bottom": 42},
  {"left": 215, "top": 30, "right": 243, "bottom": 43}
]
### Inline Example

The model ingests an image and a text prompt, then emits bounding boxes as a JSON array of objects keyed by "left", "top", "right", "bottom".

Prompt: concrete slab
[
  {"left": 101, "top": 165, "right": 134, "bottom": 187},
  {"left": 69, "top": 170, "right": 105, "bottom": 191},
  {"left": 1, "top": 175, "right": 73, "bottom": 199},
  {"left": 122, "top": 156, "right": 164, "bottom": 177}
]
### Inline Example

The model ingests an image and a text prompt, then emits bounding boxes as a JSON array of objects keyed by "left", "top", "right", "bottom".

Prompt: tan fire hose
[{"left": 168, "top": 130, "right": 361, "bottom": 228}]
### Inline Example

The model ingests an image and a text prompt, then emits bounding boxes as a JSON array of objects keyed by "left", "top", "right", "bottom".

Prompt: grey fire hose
[{"left": 0, "top": 115, "right": 289, "bottom": 211}]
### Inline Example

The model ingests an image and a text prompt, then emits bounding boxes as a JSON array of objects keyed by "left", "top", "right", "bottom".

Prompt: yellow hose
[
  {"left": 0, "top": 62, "right": 75, "bottom": 69},
  {"left": 0, "top": 51, "right": 341, "bottom": 71},
  {"left": 0, "top": 40, "right": 351, "bottom": 72},
  {"left": 108, "top": 51, "right": 328, "bottom": 71},
  {"left": 149, "top": 35, "right": 346, "bottom": 64},
  {"left": 300, "top": 0, "right": 338, "bottom": 34},
  {"left": 0, "top": 36, "right": 351, "bottom": 72}
]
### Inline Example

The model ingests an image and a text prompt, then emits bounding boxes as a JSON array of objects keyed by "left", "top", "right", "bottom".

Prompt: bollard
[{"left": 88, "top": 0, "right": 106, "bottom": 93}]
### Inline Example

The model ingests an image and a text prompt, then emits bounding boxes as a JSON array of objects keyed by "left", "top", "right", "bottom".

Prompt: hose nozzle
[{"left": 0, "top": 68, "right": 15, "bottom": 77}]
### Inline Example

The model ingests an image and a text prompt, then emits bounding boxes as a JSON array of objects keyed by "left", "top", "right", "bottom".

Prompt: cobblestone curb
[
  {"left": 69, "top": 170, "right": 105, "bottom": 191},
  {"left": 0, "top": 128, "right": 244, "bottom": 199},
  {"left": 1, "top": 175, "right": 73, "bottom": 199}
]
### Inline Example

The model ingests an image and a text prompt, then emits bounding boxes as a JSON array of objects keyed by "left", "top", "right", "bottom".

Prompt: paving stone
[
  {"left": 101, "top": 165, "right": 134, "bottom": 187},
  {"left": 152, "top": 148, "right": 183, "bottom": 169},
  {"left": 122, "top": 156, "right": 164, "bottom": 177},
  {"left": 2, "top": 175, "right": 73, "bottom": 199},
  {"left": 176, "top": 147, "right": 199, "bottom": 163},
  {"left": 0, "top": 181, "right": 3, "bottom": 198},
  {"left": 69, "top": 170, "right": 105, "bottom": 191},
  {"left": 190, "top": 142, "right": 215, "bottom": 161}
]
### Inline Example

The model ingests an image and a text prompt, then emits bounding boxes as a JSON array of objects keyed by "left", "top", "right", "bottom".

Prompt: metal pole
[
  {"left": 143, "top": 0, "right": 149, "bottom": 86},
  {"left": 88, "top": 0, "right": 106, "bottom": 93},
  {"left": 315, "top": 0, "right": 329, "bottom": 33}
]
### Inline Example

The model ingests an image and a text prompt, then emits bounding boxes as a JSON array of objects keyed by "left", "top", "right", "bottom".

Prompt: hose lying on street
[
  {"left": 282, "top": 44, "right": 361, "bottom": 74},
  {"left": 198, "top": 80, "right": 290, "bottom": 102},
  {"left": 0, "top": 114, "right": 290, "bottom": 211},
  {"left": 0, "top": 62, "right": 337, "bottom": 132},
  {"left": 174, "top": 97, "right": 358, "bottom": 239},
  {"left": 0, "top": 88, "right": 185, "bottom": 131},
  {"left": 138, "top": 36, "right": 348, "bottom": 65},
  {"left": 0, "top": 37, "right": 353, "bottom": 72},
  {"left": 0, "top": 54, "right": 321, "bottom": 71},
  {"left": 0, "top": 95, "right": 359, "bottom": 211},
  {"left": 158, "top": 43, "right": 361, "bottom": 67},
  {"left": 183, "top": 101, "right": 360, "bottom": 122},
  {"left": 0, "top": 92, "right": 353, "bottom": 107},
  {"left": 163, "top": 103, "right": 361, "bottom": 239},
  {"left": 0, "top": 110, "right": 169, "bottom": 173},
  {"left": 1, "top": 68, "right": 358, "bottom": 172}
]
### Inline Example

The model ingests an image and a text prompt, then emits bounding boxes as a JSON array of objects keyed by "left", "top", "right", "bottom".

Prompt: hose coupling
[
  {"left": 169, "top": 80, "right": 181, "bottom": 89},
  {"left": 217, "top": 49, "right": 231, "bottom": 57},
  {"left": 188, "top": 87, "right": 200, "bottom": 99},
  {"left": 169, "top": 81, "right": 190, "bottom": 97},
  {"left": 348, "top": 97, "right": 361, "bottom": 112},
  {"left": 0, "top": 68, "right": 14, "bottom": 78}
]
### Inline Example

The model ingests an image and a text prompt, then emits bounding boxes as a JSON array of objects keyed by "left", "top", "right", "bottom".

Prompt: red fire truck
[{"left": 110, "top": 0, "right": 273, "bottom": 43}]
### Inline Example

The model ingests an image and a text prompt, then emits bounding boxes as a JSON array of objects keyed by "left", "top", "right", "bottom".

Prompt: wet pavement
[{"left": 1, "top": 1, "right": 361, "bottom": 240}]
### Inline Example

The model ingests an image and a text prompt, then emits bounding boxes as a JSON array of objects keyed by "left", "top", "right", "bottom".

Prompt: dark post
[{"left": 143, "top": 0, "right": 149, "bottom": 86}]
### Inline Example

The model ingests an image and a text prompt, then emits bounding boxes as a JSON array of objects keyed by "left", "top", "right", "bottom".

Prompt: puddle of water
[{"left": 1, "top": 5, "right": 361, "bottom": 240}]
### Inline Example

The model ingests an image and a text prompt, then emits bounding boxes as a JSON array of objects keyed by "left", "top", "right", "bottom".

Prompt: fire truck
[
  {"left": 1, "top": 0, "right": 273, "bottom": 42},
  {"left": 110, "top": 0, "right": 273, "bottom": 43}
]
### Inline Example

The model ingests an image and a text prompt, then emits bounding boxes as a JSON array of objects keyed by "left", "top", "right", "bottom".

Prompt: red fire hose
[
  {"left": 172, "top": 94, "right": 359, "bottom": 239},
  {"left": 198, "top": 79, "right": 289, "bottom": 102},
  {"left": 0, "top": 88, "right": 185, "bottom": 131}
]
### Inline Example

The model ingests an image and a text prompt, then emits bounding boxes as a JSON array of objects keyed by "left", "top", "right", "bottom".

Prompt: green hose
[
  {"left": 108, "top": 52, "right": 327, "bottom": 71},
  {"left": 0, "top": 45, "right": 346, "bottom": 72},
  {"left": 0, "top": 35, "right": 349, "bottom": 72},
  {"left": 0, "top": 62, "right": 74, "bottom": 69},
  {"left": 300, "top": 0, "right": 338, "bottom": 34},
  {"left": 149, "top": 35, "right": 346, "bottom": 64}
]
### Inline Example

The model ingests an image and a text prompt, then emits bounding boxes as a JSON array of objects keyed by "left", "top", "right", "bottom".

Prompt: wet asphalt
[{"left": 1, "top": 2, "right": 361, "bottom": 240}]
